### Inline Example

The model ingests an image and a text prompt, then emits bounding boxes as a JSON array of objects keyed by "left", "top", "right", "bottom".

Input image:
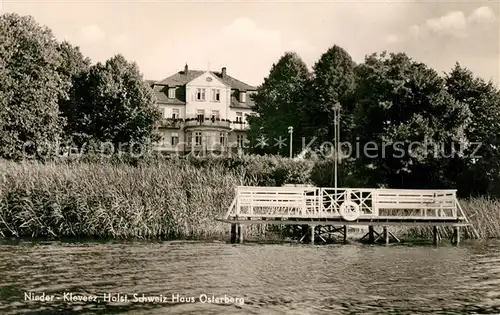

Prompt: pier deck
[{"left": 219, "top": 185, "right": 476, "bottom": 245}]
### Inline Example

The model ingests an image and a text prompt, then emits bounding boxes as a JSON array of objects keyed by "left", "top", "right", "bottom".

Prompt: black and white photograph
[{"left": 0, "top": 0, "right": 499, "bottom": 314}]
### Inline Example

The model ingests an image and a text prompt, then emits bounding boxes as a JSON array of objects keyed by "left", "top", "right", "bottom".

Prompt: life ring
[{"left": 339, "top": 201, "right": 361, "bottom": 221}]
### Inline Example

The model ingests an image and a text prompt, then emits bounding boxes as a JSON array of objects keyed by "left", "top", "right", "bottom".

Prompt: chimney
[
  {"left": 184, "top": 63, "right": 188, "bottom": 75},
  {"left": 221, "top": 67, "right": 227, "bottom": 78}
]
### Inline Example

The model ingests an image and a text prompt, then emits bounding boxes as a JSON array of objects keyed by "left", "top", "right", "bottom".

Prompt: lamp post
[
  {"left": 288, "top": 126, "right": 293, "bottom": 158},
  {"left": 333, "top": 102, "right": 341, "bottom": 190}
]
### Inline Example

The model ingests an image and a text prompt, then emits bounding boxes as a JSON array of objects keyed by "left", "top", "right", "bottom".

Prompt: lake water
[{"left": 1, "top": 238, "right": 500, "bottom": 315}]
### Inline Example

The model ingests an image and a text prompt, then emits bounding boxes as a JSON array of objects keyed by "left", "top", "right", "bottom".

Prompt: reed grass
[
  {"left": 399, "top": 198, "right": 500, "bottom": 240},
  {"left": 0, "top": 159, "right": 253, "bottom": 239},
  {"left": 0, "top": 156, "right": 498, "bottom": 240}
]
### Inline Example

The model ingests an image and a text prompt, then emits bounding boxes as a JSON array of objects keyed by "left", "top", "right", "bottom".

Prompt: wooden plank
[{"left": 221, "top": 220, "right": 471, "bottom": 227}]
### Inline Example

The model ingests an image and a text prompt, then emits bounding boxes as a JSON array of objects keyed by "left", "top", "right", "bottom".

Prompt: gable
[{"left": 186, "top": 71, "right": 228, "bottom": 88}]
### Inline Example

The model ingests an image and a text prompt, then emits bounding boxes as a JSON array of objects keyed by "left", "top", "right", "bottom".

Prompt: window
[
  {"left": 236, "top": 112, "right": 243, "bottom": 123},
  {"left": 212, "top": 89, "right": 220, "bottom": 102},
  {"left": 162, "top": 132, "right": 169, "bottom": 146},
  {"left": 171, "top": 133, "right": 179, "bottom": 146},
  {"left": 219, "top": 132, "right": 226, "bottom": 145},
  {"left": 172, "top": 108, "right": 180, "bottom": 119},
  {"left": 237, "top": 135, "right": 244, "bottom": 148},
  {"left": 196, "top": 88, "right": 206, "bottom": 101},
  {"left": 195, "top": 132, "right": 202, "bottom": 146},
  {"left": 197, "top": 109, "right": 205, "bottom": 122},
  {"left": 211, "top": 110, "right": 220, "bottom": 120},
  {"left": 161, "top": 107, "right": 168, "bottom": 119},
  {"left": 168, "top": 87, "right": 176, "bottom": 99},
  {"left": 239, "top": 91, "right": 246, "bottom": 102}
]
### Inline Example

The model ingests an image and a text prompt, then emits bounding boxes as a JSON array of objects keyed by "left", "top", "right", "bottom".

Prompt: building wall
[
  {"left": 228, "top": 108, "right": 253, "bottom": 123},
  {"left": 185, "top": 72, "right": 231, "bottom": 119},
  {"left": 158, "top": 129, "right": 186, "bottom": 152},
  {"left": 158, "top": 104, "right": 186, "bottom": 119},
  {"left": 156, "top": 71, "right": 255, "bottom": 153}
]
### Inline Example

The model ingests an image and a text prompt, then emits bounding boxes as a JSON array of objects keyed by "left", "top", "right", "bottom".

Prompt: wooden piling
[
  {"left": 368, "top": 226, "right": 375, "bottom": 244},
  {"left": 230, "top": 224, "right": 237, "bottom": 244},
  {"left": 310, "top": 225, "right": 315, "bottom": 245},
  {"left": 452, "top": 226, "right": 460, "bottom": 245},
  {"left": 238, "top": 224, "right": 244, "bottom": 244},
  {"left": 383, "top": 226, "right": 389, "bottom": 244},
  {"left": 433, "top": 226, "right": 439, "bottom": 245}
]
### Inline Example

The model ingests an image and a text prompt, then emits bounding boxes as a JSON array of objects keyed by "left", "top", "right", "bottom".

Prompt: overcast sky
[{"left": 2, "top": 0, "right": 499, "bottom": 87}]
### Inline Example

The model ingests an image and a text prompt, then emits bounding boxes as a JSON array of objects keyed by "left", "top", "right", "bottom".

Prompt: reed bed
[
  {"left": 0, "top": 159, "right": 253, "bottom": 239},
  {"left": 0, "top": 157, "right": 499, "bottom": 240},
  {"left": 391, "top": 198, "right": 500, "bottom": 240}
]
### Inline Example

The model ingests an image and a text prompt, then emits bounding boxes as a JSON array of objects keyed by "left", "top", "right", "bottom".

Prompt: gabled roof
[
  {"left": 230, "top": 95, "right": 254, "bottom": 109},
  {"left": 152, "top": 85, "right": 185, "bottom": 105},
  {"left": 149, "top": 68, "right": 257, "bottom": 106},
  {"left": 156, "top": 69, "right": 257, "bottom": 91}
]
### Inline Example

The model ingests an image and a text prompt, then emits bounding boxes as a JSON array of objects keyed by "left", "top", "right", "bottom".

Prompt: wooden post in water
[
  {"left": 343, "top": 225, "right": 348, "bottom": 243},
  {"left": 383, "top": 226, "right": 389, "bottom": 244},
  {"left": 452, "top": 226, "right": 460, "bottom": 246},
  {"left": 238, "top": 224, "right": 244, "bottom": 244},
  {"left": 230, "top": 224, "right": 237, "bottom": 244},
  {"left": 368, "top": 226, "right": 375, "bottom": 244},
  {"left": 433, "top": 226, "right": 439, "bottom": 245},
  {"left": 310, "top": 225, "right": 315, "bottom": 245}
]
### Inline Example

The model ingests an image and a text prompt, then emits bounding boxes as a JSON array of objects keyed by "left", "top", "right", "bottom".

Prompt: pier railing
[{"left": 223, "top": 186, "right": 464, "bottom": 222}]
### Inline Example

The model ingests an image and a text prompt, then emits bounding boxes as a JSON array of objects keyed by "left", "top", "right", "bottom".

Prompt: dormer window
[
  {"left": 239, "top": 91, "right": 246, "bottom": 103},
  {"left": 168, "top": 87, "right": 176, "bottom": 99}
]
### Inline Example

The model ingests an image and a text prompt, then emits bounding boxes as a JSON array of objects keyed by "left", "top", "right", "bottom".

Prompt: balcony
[
  {"left": 231, "top": 122, "right": 250, "bottom": 130},
  {"left": 159, "top": 118, "right": 182, "bottom": 129},
  {"left": 183, "top": 117, "right": 231, "bottom": 130}
]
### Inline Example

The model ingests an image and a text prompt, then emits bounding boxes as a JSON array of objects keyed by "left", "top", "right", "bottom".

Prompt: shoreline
[
  {"left": 0, "top": 226, "right": 486, "bottom": 245},
  {"left": 0, "top": 158, "right": 497, "bottom": 241}
]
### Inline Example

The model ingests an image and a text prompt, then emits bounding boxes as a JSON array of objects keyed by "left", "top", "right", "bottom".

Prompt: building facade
[{"left": 149, "top": 64, "right": 256, "bottom": 155}]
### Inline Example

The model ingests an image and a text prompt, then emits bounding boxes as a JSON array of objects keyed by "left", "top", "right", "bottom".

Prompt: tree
[
  {"left": 57, "top": 41, "right": 91, "bottom": 82},
  {"left": 352, "top": 52, "right": 471, "bottom": 189},
  {"left": 445, "top": 63, "right": 500, "bottom": 196},
  {"left": 57, "top": 41, "right": 91, "bottom": 146},
  {"left": 63, "top": 54, "right": 161, "bottom": 151},
  {"left": 306, "top": 45, "right": 357, "bottom": 145},
  {"left": 0, "top": 13, "right": 67, "bottom": 160},
  {"left": 247, "top": 52, "right": 311, "bottom": 156}
]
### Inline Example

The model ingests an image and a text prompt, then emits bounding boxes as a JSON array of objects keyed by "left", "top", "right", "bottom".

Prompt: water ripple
[{"left": 0, "top": 240, "right": 500, "bottom": 314}]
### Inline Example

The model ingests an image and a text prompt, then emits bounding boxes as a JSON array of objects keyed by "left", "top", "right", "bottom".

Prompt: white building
[{"left": 149, "top": 64, "right": 256, "bottom": 155}]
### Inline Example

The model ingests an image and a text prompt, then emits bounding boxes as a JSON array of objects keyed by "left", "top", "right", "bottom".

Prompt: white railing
[
  {"left": 223, "top": 186, "right": 463, "bottom": 221},
  {"left": 375, "top": 189, "right": 458, "bottom": 219}
]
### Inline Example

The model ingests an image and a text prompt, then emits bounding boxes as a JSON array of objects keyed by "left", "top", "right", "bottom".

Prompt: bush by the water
[{"left": 0, "top": 155, "right": 496, "bottom": 240}]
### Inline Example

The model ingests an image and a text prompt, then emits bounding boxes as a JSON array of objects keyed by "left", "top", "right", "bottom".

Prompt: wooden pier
[{"left": 218, "top": 185, "right": 477, "bottom": 245}]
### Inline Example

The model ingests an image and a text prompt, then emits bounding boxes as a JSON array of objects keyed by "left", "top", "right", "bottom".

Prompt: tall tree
[
  {"left": 353, "top": 52, "right": 471, "bottom": 188},
  {"left": 0, "top": 13, "right": 67, "bottom": 160},
  {"left": 247, "top": 52, "right": 311, "bottom": 156},
  {"left": 63, "top": 54, "right": 161, "bottom": 151},
  {"left": 307, "top": 45, "right": 357, "bottom": 145},
  {"left": 57, "top": 41, "right": 91, "bottom": 146},
  {"left": 445, "top": 63, "right": 500, "bottom": 196}
]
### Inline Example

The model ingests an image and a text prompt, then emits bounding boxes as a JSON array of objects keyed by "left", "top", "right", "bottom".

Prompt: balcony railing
[
  {"left": 183, "top": 117, "right": 231, "bottom": 129},
  {"left": 159, "top": 117, "right": 250, "bottom": 130},
  {"left": 231, "top": 122, "right": 250, "bottom": 130},
  {"left": 159, "top": 118, "right": 183, "bottom": 129}
]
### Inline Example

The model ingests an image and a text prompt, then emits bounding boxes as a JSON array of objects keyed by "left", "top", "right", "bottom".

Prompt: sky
[{"left": 2, "top": 0, "right": 499, "bottom": 87}]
